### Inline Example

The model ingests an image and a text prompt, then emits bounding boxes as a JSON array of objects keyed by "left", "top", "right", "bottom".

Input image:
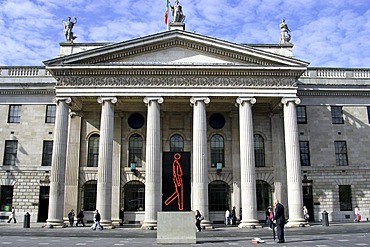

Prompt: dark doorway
[
  {"left": 302, "top": 185, "right": 314, "bottom": 221},
  {"left": 37, "top": 186, "right": 49, "bottom": 222}
]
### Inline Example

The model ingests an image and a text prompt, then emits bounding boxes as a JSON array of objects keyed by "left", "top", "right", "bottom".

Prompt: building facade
[{"left": 1, "top": 28, "right": 370, "bottom": 227}]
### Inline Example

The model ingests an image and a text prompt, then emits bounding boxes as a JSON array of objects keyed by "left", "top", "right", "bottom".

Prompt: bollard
[
  {"left": 322, "top": 211, "right": 329, "bottom": 227},
  {"left": 24, "top": 212, "right": 31, "bottom": 228}
]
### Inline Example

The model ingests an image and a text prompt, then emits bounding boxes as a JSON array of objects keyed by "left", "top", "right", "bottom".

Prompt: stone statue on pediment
[
  {"left": 63, "top": 16, "right": 77, "bottom": 42},
  {"left": 170, "top": 0, "right": 185, "bottom": 23},
  {"left": 280, "top": 19, "right": 291, "bottom": 44}
]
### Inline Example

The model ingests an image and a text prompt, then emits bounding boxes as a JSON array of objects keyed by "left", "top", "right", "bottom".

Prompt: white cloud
[{"left": 0, "top": 0, "right": 369, "bottom": 67}]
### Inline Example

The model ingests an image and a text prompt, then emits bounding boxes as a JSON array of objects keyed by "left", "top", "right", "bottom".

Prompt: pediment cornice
[
  {"left": 52, "top": 67, "right": 303, "bottom": 78},
  {"left": 44, "top": 30, "right": 309, "bottom": 68}
]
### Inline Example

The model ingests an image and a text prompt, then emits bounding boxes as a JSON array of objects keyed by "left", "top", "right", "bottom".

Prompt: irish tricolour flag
[{"left": 164, "top": 0, "right": 170, "bottom": 27}]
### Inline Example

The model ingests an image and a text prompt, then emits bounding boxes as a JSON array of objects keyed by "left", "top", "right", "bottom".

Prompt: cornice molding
[
  {"left": 57, "top": 76, "right": 297, "bottom": 87},
  {"left": 53, "top": 69, "right": 302, "bottom": 78}
]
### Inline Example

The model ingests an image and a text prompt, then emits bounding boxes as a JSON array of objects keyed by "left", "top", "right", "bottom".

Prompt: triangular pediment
[{"left": 44, "top": 30, "right": 308, "bottom": 68}]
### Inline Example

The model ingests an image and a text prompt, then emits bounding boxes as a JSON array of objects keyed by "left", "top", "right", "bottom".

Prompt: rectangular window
[
  {"left": 299, "top": 141, "right": 311, "bottom": 166},
  {"left": 339, "top": 185, "right": 352, "bottom": 211},
  {"left": 8, "top": 105, "right": 21, "bottom": 123},
  {"left": 0, "top": 185, "right": 13, "bottom": 211},
  {"left": 296, "top": 106, "right": 307, "bottom": 124},
  {"left": 367, "top": 106, "right": 370, "bottom": 124},
  {"left": 45, "top": 105, "right": 56, "bottom": 123},
  {"left": 42, "top": 141, "right": 53, "bottom": 166},
  {"left": 331, "top": 106, "right": 344, "bottom": 124},
  {"left": 334, "top": 141, "right": 348, "bottom": 166},
  {"left": 3, "top": 140, "right": 18, "bottom": 166}
]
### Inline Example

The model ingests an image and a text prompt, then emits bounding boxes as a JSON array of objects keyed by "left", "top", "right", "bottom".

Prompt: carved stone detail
[{"left": 57, "top": 76, "right": 297, "bottom": 87}]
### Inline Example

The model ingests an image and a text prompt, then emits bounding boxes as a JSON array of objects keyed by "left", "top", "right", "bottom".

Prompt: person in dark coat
[
  {"left": 76, "top": 208, "right": 85, "bottom": 227},
  {"left": 273, "top": 200, "right": 285, "bottom": 243},
  {"left": 119, "top": 208, "right": 124, "bottom": 226},
  {"left": 195, "top": 210, "right": 203, "bottom": 232}
]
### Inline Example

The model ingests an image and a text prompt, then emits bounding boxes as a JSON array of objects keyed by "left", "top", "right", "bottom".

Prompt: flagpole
[{"left": 166, "top": 0, "right": 170, "bottom": 31}]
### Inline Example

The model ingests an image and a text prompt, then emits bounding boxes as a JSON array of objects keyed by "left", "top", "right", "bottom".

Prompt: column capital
[
  {"left": 235, "top": 97, "right": 256, "bottom": 106},
  {"left": 281, "top": 97, "right": 301, "bottom": 105},
  {"left": 190, "top": 96, "right": 210, "bottom": 105},
  {"left": 97, "top": 97, "right": 117, "bottom": 104},
  {"left": 55, "top": 97, "right": 72, "bottom": 104},
  {"left": 69, "top": 111, "right": 84, "bottom": 118},
  {"left": 143, "top": 96, "right": 164, "bottom": 104}
]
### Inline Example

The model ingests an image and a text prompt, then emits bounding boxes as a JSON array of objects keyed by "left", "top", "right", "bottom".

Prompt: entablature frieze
[{"left": 56, "top": 76, "right": 297, "bottom": 88}]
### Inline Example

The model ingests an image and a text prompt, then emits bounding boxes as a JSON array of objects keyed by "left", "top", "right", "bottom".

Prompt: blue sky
[{"left": 0, "top": 0, "right": 369, "bottom": 67}]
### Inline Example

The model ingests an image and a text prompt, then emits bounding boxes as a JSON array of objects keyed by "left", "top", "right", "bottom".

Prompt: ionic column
[
  {"left": 236, "top": 97, "right": 260, "bottom": 228},
  {"left": 111, "top": 114, "right": 122, "bottom": 225},
  {"left": 281, "top": 98, "right": 305, "bottom": 226},
  {"left": 269, "top": 113, "right": 288, "bottom": 211},
  {"left": 96, "top": 97, "right": 117, "bottom": 227},
  {"left": 142, "top": 97, "right": 163, "bottom": 229},
  {"left": 190, "top": 96, "right": 212, "bottom": 228},
  {"left": 46, "top": 97, "right": 71, "bottom": 227},
  {"left": 64, "top": 111, "right": 83, "bottom": 219},
  {"left": 230, "top": 112, "right": 241, "bottom": 223}
]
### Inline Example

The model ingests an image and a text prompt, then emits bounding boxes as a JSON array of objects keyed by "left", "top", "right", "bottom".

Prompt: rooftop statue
[
  {"left": 170, "top": 0, "right": 185, "bottom": 23},
  {"left": 63, "top": 16, "right": 77, "bottom": 42},
  {"left": 279, "top": 19, "right": 291, "bottom": 44}
]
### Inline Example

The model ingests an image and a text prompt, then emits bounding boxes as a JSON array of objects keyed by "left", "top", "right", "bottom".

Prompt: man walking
[
  {"left": 8, "top": 206, "right": 16, "bottom": 223},
  {"left": 273, "top": 200, "right": 285, "bottom": 243},
  {"left": 92, "top": 209, "right": 103, "bottom": 231},
  {"left": 76, "top": 208, "right": 86, "bottom": 227}
]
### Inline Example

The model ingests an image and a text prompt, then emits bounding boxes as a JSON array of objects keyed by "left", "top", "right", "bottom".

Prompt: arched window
[
  {"left": 170, "top": 134, "right": 184, "bottom": 152},
  {"left": 211, "top": 134, "right": 224, "bottom": 168},
  {"left": 87, "top": 134, "right": 99, "bottom": 167},
  {"left": 124, "top": 181, "right": 145, "bottom": 211},
  {"left": 209, "top": 180, "right": 231, "bottom": 211},
  {"left": 256, "top": 180, "right": 272, "bottom": 211},
  {"left": 254, "top": 134, "right": 265, "bottom": 167},
  {"left": 82, "top": 180, "right": 97, "bottom": 211},
  {"left": 129, "top": 134, "right": 143, "bottom": 167}
]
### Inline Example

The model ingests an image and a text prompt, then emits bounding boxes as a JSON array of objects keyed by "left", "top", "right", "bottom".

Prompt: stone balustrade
[
  {"left": 1, "top": 66, "right": 369, "bottom": 79},
  {"left": 0, "top": 66, "right": 51, "bottom": 77}
]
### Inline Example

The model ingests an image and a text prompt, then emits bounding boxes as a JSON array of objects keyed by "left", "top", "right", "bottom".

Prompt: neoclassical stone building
[{"left": 1, "top": 25, "right": 370, "bottom": 227}]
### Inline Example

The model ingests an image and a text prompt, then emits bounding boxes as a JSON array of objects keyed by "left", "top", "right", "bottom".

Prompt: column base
[
  {"left": 238, "top": 220, "right": 261, "bottom": 229},
  {"left": 45, "top": 219, "right": 67, "bottom": 228},
  {"left": 201, "top": 220, "right": 213, "bottom": 229},
  {"left": 285, "top": 219, "right": 306, "bottom": 227},
  {"left": 101, "top": 224, "right": 116, "bottom": 229},
  {"left": 141, "top": 221, "right": 157, "bottom": 230}
]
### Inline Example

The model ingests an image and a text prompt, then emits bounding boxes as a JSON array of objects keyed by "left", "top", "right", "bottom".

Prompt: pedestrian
[
  {"left": 195, "top": 210, "right": 203, "bottom": 232},
  {"left": 273, "top": 200, "right": 285, "bottom": 243},
  {"left": 303, "top": 206, "right": 309, "bottom": 223},
  {"left": 76, "top": 208, "right": 85, "bottom": 227},
  {"left": 225, "top": 209, "right": 230, "bottom": 225},
  {"left": 68, "top": 209, "right": 75, "bottom": 227},
  {"left": 232, "top": 206, "right": 237, "bottom": 225},
  {"left": 354, "top": 205, "right": 360, "bottom": 222},
  {"left": 8, "top": 206, "right": 16, "bottom": 223},
  {"left": 266, "top": 206, "right": 274, "bottom": 229},
  {"left": 119, "top": 208, "right": 124, "bottom": 226},
  {"left": 92, "top": 209, "right": 103, "bottom": 231}
]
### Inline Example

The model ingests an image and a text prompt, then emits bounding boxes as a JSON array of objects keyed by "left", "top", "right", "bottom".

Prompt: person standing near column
[{"left": 273, "top": 200, "right": 285, "bottom": 243}]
